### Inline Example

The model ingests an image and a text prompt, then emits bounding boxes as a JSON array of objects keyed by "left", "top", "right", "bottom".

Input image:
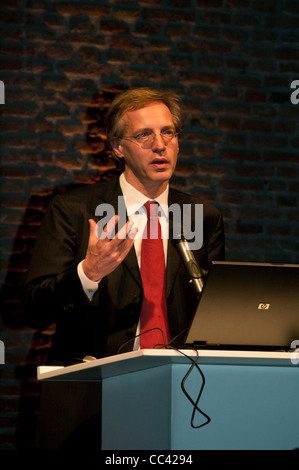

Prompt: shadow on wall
[{"left": 0, "top": 88, "right": 124, "bottom": 449}]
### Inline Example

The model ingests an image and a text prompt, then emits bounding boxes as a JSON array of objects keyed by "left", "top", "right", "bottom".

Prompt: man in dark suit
[{"left": 23, "top": 87, "right": 225, "bottom": 365}]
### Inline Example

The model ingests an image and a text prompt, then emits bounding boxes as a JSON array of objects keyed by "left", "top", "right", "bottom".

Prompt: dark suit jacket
[{"left": 23, "top": 177, "right": 225, "bottom": 364}]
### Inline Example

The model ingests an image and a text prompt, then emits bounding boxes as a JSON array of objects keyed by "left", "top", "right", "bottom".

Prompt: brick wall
[{"left": 0, "top": 0, "right": 298, "bottom": 449}]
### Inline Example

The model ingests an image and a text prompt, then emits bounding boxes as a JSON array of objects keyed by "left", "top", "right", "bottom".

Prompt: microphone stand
[{"left": 173, "top": 236, "right": 207, "bottom": 298}]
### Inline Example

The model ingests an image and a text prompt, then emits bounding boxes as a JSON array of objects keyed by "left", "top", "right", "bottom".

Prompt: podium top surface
[{"left": 37, "top": 349, "right": 298, "bottom": 382}]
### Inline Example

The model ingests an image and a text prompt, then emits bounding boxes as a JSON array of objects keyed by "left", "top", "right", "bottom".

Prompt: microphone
[{"left": 173, "top": 236, "right": 207, "bottom": 297}]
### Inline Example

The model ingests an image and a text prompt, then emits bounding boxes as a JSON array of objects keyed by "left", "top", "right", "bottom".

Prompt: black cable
[
  {"left": 117, "top": 327, "right": 167, "bottom": 354},
  {"left": 117, "top": 329, "right": 211, "bottom": 429},
  {"left": 167, "top": 345, "right": 211, "bottom": 429}
]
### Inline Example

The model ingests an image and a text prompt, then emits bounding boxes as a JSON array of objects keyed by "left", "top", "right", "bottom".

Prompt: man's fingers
[
  {"left": 99, "top": 215, "right": 119, "bottom": 240},
  {"left": 98, "top": 217, "right": 138, "bottom": 242},
  {"left": 116, "top": 219, "right": 137, "bottom": 241},
  {"left": 88, "top": 218, "right": 99, "bottom": 240},
  {"left": 85, "top": 218, "right": 138, "bottom": 279}
]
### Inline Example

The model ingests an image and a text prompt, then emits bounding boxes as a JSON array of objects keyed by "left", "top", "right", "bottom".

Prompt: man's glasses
[{"left": 121, "top": 129, "right": 178, "bottom": 149}]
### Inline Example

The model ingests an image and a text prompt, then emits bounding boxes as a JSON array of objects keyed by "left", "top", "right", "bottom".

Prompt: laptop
[{"left": 184, "top": 261, "right": 299, "bottom": 351}]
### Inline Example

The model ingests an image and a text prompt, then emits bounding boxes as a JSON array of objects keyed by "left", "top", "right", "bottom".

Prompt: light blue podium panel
[{"left": 37, "top": 349, "right": 299, "bottom": 450}]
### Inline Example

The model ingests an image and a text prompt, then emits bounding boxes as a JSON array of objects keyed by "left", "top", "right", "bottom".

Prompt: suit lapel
[
  {"left": 166, "top": 239, "right": 181, "bottom": 298},
  {"left": 122, "top": 246, "right": 142, "bottom": 289},
  {"left": 166, "top": 188, "right": 183, "bottom": 298}
]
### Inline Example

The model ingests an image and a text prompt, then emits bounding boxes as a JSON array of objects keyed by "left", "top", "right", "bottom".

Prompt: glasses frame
[{"left": 121, "top": 129, "right": 178, "bottom": 149}]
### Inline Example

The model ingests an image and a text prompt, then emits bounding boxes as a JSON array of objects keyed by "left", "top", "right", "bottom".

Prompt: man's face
[{"left": 112, "top": 102, "right": 179, "bottom": 197}]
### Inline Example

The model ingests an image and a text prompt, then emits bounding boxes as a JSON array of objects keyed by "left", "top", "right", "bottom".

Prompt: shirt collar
[{"left": 119, "top": 173, "right": 169, "bottom": 218}]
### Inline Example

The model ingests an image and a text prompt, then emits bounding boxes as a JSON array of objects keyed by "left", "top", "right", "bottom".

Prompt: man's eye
[
  {"left": 162, "top": 129, "right": 174, "bottom": 136},
  {"left": 136, "top": 131, "right": 152, "bottom": 140}
]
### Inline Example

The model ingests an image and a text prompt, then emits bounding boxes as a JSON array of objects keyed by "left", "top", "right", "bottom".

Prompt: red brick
[
  {"left": 220, "top": 149, "right": 260, "bottom": 162},
  {"left": 54, "top": 3, "right": 111, "bottom": 17},
  {"left": 264, "top": 151, "right": 298, "bottom": 162},
  {"left": 114, "top": 8, "right": 140, "bottom": 23}
]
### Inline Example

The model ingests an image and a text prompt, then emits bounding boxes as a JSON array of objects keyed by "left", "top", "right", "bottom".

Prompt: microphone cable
[
  {"left": 116, "top": 327, "right": 167, "bottom": 354},
  {"left": 117, "top": 329, "right": 211, "bottom": 430}
]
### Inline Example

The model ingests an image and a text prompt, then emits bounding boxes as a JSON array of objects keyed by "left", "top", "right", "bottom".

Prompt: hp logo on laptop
[{"left": 258, "top": 303, "right": 270, "bottom": 310}]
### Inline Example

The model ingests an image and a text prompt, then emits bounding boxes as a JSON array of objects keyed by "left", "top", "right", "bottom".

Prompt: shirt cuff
[{"left": 77, "top": 260, "right": 101, "bottom": 300}]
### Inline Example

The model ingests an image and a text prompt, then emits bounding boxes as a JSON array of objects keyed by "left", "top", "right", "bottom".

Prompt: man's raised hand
[{"left": 82, "top": 216, "right": 138, "bottom": 282}]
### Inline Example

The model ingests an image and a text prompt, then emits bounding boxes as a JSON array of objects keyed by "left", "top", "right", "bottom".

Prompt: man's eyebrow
[
  {"left": 134, "top": 127, "right": 152, "bottom": 133},
  {"left": 133, "top": 124, "right": 175, "bottom": 133}
]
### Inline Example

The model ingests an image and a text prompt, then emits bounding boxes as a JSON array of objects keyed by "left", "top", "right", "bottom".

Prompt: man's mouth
[{"left": 150, "top": 158, "right": 169, "bottom": 167}]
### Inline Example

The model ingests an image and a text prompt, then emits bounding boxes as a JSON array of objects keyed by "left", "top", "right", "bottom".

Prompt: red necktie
[{"left": 140, "top": 201, "right": 169, "bottom": 349}]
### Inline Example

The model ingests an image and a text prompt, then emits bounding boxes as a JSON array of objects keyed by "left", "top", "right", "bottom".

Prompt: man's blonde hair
[{"left": 106, "top": 87, "right": 182, "bottom": 144}]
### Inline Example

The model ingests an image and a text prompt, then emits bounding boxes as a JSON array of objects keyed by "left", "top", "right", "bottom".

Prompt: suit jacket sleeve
[{"left": 22, "top": 192, "right": 93, "bottom": 330}]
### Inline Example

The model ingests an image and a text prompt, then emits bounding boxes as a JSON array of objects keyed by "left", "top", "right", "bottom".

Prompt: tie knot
[{"left": 144, "top": 200, "right": 158, "bottom": 218}]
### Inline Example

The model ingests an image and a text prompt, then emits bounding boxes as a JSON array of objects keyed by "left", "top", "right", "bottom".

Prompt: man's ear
[{"left": 110, "top": 138, "right": 125, "bottom": 159}]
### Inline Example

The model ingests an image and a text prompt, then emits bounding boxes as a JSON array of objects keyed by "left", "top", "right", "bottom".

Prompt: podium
[{"left": 37, "top": 349, "right": 299, "bottom": 450}]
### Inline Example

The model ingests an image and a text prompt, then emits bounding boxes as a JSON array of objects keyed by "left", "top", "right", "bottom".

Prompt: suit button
[{"left": 63, "top": 302, "right": 75, "bottom": 311}]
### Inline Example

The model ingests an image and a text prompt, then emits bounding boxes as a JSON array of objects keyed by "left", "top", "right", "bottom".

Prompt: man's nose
[{"left": 152, "top": 133, "right": 166, "bottom": 150}]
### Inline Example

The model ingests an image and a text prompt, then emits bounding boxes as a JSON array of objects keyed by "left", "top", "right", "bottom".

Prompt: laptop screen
[{"left": 184, "top": 261, "right": 299, "bottom": 351}]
